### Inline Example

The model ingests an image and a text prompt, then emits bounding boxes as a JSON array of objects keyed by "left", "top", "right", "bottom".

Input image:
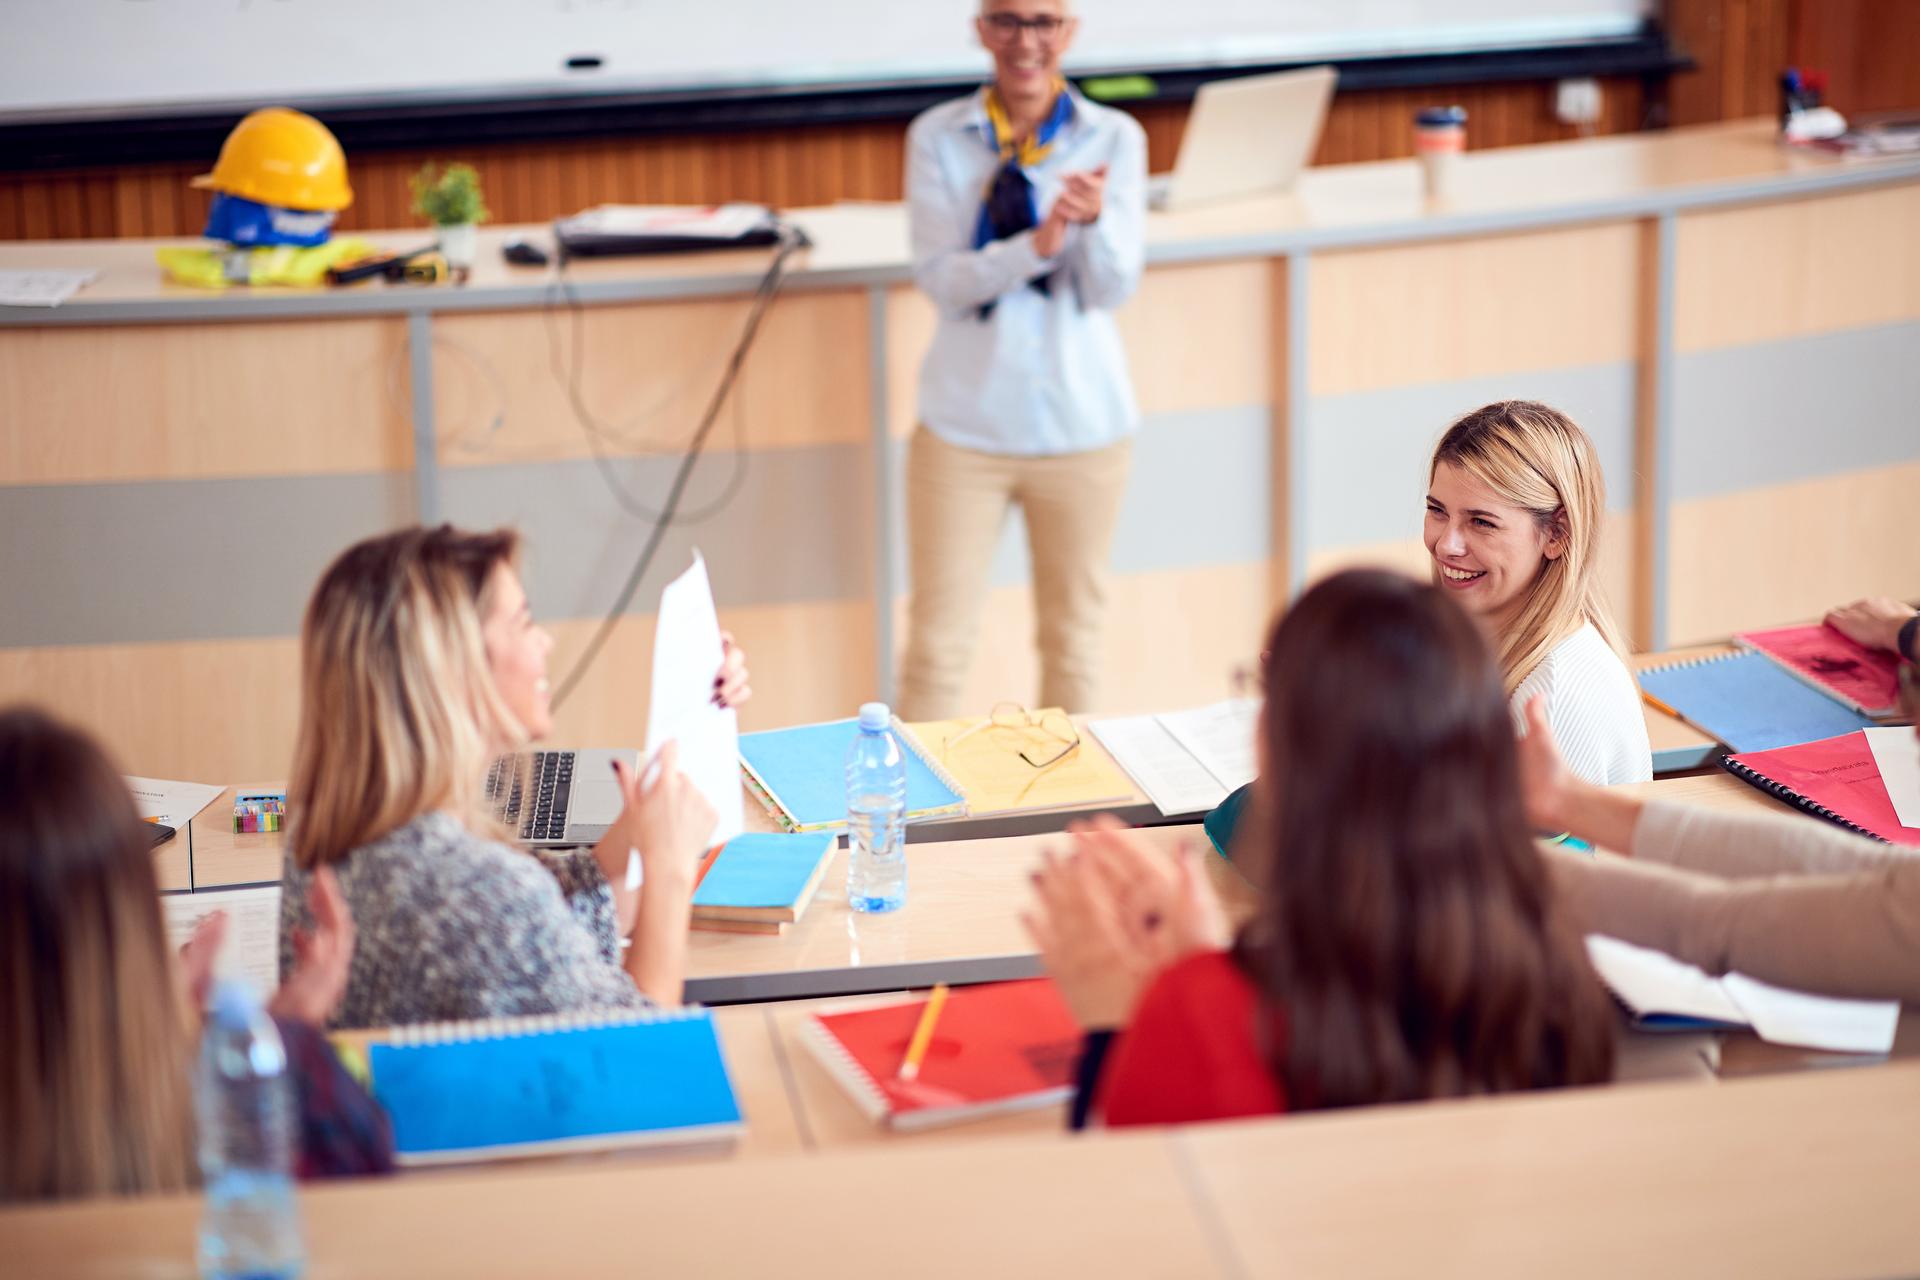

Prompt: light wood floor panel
[
  {"left": 1675, "top": 184, "right": 1920, "bottom": 353},
  {"left": 434, "top": 289, "right": 872, "bottom": 464},
  {"left": 0, "top": 318, "right": 412, "bottom": 485},
  {"left": 1308, "top": 222, "right": 1643, "bottom": 397}
]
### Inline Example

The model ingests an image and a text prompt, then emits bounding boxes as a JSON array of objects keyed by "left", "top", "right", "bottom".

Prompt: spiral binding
[
  {"left": 1718, "top": 755, "right": 1888, "bottom": 844},
  {"left": 1640, "top": 651, "right": 1743, "bottom": 678},
  {"left": 800, "top": 1015, "right": 891, "bottom": 1120},
  {"left": 389, "top": 1003, "right": 709, "bottom": 1047}
]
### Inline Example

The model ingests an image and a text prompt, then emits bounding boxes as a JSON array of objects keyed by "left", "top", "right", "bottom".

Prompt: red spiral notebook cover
[
  {"left": 1734, "top": 624, "right": 1902, "bottom": 717},
  {"left": 800, "top": 979, "right": 1082, "bottom": 1130},
  {"left": 1722, "top": 731, "right": 1920, "bottom": 846}
]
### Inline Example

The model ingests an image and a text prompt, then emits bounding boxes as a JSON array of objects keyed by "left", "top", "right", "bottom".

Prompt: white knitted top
[{"left": 1509, "top": 621, "right": 1652, "bottom": 786}]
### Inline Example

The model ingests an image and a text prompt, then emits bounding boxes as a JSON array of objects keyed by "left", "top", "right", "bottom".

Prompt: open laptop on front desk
[
  {"left": 1148, "top": 64, "right": 1336, "bottom": 211},
  {"left": 486, "top": 749, "right": 637, "bottom": 846}
]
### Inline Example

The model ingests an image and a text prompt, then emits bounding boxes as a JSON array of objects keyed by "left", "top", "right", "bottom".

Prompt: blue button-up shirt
[{"left": 907, "top": 87, "right": 1148, "bottom": 456}]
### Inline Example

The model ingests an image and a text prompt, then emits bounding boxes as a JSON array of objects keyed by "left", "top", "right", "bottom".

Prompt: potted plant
[{"left": 410, "top": 161, "right": 490, "bottom": 276}]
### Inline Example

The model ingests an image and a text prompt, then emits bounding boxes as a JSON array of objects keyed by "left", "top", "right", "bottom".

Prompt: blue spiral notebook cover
[
  {"left": 739, "top": 717, "right": 966, "bottom": 832},
  {"left": 366, "top": 1008, "right": 742, "bottom": 1165},
  {"left": 692, "top": 832, "right": 834, "bottom": 911},
  {"left": 1638, "top": 650, "right": 1877, "bottom": 753}
]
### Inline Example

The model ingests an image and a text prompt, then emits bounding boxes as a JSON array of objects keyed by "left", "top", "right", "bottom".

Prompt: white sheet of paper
[
  {"left": 1155, "top": 699, "right": 1260, "bottom": 793},
  {"left": 1088, "top": 715, "right": 1228, "bottom": 816},
  {"left": 1865, "top": 726, "right": 1920, "bottom": 829},
  {"left": 126, "top": 776, "right": 226, "bottom": 832},
  {"left": 1721, "top": 972, "right": 1900, "bottom": 1055},
  {"left": 0, "top": 268, "right": 97, "bottom": 307},
  {"left": 162, "top": 886, "right": 283, "bottom": 993},
  {"left": 1584, "top": 935, "right": 1747, "bottom": 1026},
  {"left": 644, "top": 550, "right": 742, "bottom": 849}
]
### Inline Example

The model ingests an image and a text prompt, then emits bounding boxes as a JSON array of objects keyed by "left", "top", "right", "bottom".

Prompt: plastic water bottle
[
  {"left": 846, "top": 701, "right": 908, "bottom": 912},
  {"left": 196, "top": 980, "right": 304, "bottom": 1280}
]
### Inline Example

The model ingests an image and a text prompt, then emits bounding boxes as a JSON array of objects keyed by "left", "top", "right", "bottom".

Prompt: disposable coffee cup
[{"left": 1414, "top": 106, "right": 1468, "bottom": 200}]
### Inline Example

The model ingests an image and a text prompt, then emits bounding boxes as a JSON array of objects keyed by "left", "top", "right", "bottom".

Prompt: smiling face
[
  {"left": 976, "top": 0, "right": 1075, "bottom": 102},
  {"left": 480, "top": 563, "right": 555, "bottom": 742},
  {"left": 1424, "top": 460, "right": 1566, "bottom": 635}
]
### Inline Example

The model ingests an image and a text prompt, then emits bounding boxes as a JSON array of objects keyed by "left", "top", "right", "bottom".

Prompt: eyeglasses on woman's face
[{"left": 980, "top": 12, "right": 1072, "bottom": 44}]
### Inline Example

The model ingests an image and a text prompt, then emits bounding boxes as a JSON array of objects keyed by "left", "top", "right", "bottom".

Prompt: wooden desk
[
  {"left": 1183, "top": 1061, "right": 1920, "bottom": 1280},
  {"left": 152, "top": 829, "right": 191, "bottom": 892},
  {"left": 8, "top": 1061, "right": 1917, "bottom": 1278}
]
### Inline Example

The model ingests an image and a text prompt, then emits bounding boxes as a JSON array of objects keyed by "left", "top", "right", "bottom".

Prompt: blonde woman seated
[
  {"left": 1423, "top": 400, "right": 1650, "bottom": 785},
  {"left": 279, "top": 525, "right": 750, "bottom": 1029}
]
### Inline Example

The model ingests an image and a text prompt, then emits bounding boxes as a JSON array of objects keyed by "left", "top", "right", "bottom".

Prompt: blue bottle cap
[
  {"left": 1415, "top": 105, "right": 1468, "bottom": 127},
  {"left": 208, "top": 977, "right": 264, "bottom": 1030},
  {"left": 857, "top": 702, "right": 891, "bottom": 731}
]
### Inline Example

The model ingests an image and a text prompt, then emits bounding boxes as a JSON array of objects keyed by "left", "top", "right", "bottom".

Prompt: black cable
[
  {"left": 549, "top": 224, "right": 807, "bottom": 712},
  {"left": 544, "top": 253, "right": 758, "bottom": 525}
]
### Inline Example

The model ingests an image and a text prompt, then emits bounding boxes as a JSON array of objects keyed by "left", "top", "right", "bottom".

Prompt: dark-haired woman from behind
[
  {"left": 1024, "top": 569, "right": 1615, "bottom": 1127},
  {"left": 0, "top": 706, "right": 391, "bottom": 1203}
]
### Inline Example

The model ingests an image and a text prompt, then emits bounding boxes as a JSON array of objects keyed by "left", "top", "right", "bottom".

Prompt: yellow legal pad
[{"left": 900, "top": 708, "right": 1139, "bottom": 818}]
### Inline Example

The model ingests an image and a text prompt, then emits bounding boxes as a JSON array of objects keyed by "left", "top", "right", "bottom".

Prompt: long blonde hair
[
  {"left": 288, "top": 525, "right": 525, "bottom": 870},
  {"left": 0, "top": 706, "right": 198, "bottom": 1202},
  {"left": 1430, "top": 402, "right": 1624, "bottom": 695}
]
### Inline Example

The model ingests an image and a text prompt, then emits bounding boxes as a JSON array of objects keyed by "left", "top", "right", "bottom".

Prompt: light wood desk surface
[
  {"left": 151, "top": 829, "right": 190, "bottom": 893},
  {"left": 8, "top": 1060, "right": 1917, "bottom": 1279}
]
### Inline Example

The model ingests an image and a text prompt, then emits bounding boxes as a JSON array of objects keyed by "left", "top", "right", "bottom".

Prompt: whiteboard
[{"left": 3, "top": 0, "right": 1653, "bottom": 123}]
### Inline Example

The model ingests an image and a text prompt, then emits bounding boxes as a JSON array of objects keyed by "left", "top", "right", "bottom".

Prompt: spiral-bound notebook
[
  {"left": 1722, "top": 730, "right": 1920, "bottom": 846},
  {"left": 1734, "top": 624, "right": 1904, "bottom": 718},
  {"left": 364, "top": 1007, "right": 742, "bottom": 1165},
  {"left": 799, "top": 979, "right": 1081, "bottom": 1131},
  {"left": 739, "top": 717, "right": 967, "bottom": 833},
  {"left": 1638, "top": 650, "right": 1878, "bottom": 753}
]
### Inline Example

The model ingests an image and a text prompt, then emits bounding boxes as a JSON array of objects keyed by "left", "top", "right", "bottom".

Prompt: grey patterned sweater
[{"left": 278, "top": 811, "right": 649, "bottom": 1030}]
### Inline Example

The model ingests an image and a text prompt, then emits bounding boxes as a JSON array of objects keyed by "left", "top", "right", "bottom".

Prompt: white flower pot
[{"left": 436, "top": 221, "right": 478, "bottom": 270}]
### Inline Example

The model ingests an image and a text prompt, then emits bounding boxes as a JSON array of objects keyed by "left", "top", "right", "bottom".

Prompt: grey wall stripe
[
  {"left": 1672, "top": 320, "right": 1920, "bottom": 501},
  {"left": 0, "top": 472, "right": 415, "bottom": 648},
  {"left": 1303, "top": 362, "right": 1640, "bottom": 550}
]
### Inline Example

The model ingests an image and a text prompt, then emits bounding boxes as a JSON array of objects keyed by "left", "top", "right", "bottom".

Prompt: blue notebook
[
  {"left": 739, "top": 717, "right": 966, "bottom": 832},
  {"left": 1638, "top": 650, "right": 1878, "bottom": 754},
  {"left": 365, "top": 1008, "right": 742, "bottom": 1165},
  {"left": 691, "top": 832, "right": 835, "bottom": 928}
]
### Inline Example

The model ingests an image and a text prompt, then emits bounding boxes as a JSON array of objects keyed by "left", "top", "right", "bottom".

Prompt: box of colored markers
[{"left": 232, "top": 789, "right": 287, "bottom": 834}]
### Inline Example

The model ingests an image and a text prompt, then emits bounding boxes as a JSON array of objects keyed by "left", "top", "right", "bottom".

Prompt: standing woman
[
  {"left": 899, "top": 0, "right": 1148, "bottom": 720},
  {"left": 1423, "top": 400, "right": 1650, "bottom": 785}
]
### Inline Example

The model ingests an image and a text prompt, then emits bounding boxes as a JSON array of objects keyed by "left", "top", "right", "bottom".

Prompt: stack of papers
[
  {"left": 0, "top": 268, "right": 97, "bottom": 307},
  {"left": 1585, "top": 934, "right": 1899, "bottom": 1054},
  {"left": 126, "top": 776, "right": 225, "bottom": 832},
  {"left": 1088, "top": 699, "right": 1260, "bottom": 816},
  {"left": 160, "top": 885, "right": 283, "bottom": 992}
]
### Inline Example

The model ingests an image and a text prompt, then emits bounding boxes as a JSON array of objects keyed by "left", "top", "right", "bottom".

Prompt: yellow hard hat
[{"left": 192, "top": 108, "right": 353, "bottom": 212}]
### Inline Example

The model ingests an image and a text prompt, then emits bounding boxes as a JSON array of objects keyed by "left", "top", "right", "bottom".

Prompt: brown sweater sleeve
[
  {"left": 1552, "top": 842, "right": 1920, "bottom": 1004},
  {"left": 1633, "top": 799, "right": 1913, "bottom": 880}
]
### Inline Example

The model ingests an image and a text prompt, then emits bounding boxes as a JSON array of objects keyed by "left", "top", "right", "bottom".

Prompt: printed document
[
  {"left": 162, "top": 886, "right": 283, "bottom": 992},
  {"left": 0, "top": 268, "right": 97, "bottom": 306},
  {"left": 126, "top": 776, "right": 225, "bottom": 831},
  {"left": 646, "top": 551, "right": 744, "bottom": 849}
]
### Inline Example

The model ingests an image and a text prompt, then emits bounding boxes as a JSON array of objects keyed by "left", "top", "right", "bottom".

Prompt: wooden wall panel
[
  {"left": 0, "top": 77, "right": 1654, "bottom": 243},
  {"left": 1787, "top": 0, "right": 1920, "bottom": 115}
]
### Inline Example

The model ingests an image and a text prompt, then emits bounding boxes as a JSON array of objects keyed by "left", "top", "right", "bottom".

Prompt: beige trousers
[{"left": 899, "top": 427, "right": 1133, "bottom": 721}]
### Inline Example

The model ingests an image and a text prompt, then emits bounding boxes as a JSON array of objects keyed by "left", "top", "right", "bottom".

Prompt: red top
[{"left": 1096, "top": 950, "right": 1288, "bottom": 1127}]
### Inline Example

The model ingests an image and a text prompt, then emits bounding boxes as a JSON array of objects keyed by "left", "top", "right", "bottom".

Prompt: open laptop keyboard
[{"left": 485, "top": 750, "right": 575, "bottom": 842}]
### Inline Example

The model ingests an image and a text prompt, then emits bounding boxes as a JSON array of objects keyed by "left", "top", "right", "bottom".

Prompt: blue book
[
  {"left": 1639, "top": 650, "right": 1877, "bottom": 754},
  {"left": 365, "top": 1008, "right": 742, "bottom": 1165},
  {"left": 691, "top": 832, "right": 835, "bottom": 930},
  {"left": 739, "top": 717, "right": 966, "bottom": 832}
]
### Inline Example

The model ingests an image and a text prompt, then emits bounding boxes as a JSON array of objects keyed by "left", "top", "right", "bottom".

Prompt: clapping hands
[{"left": 1021, "top": 817, "right": 1230, "bottom": 1030}]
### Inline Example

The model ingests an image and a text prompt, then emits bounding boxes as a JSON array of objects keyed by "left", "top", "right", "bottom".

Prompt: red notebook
[
  {"left": 1735, "top": 624, "right": 1902, "bottom": 717},
  {"left": 800, "top": 979, "right": 1082, "bottom": 1131},
  {"left": 1723, "top": 731, "right": 1920, "bottom": 846}
]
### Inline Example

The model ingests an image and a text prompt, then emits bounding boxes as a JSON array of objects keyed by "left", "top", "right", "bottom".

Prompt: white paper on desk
[
  {"left": 1585, "top": 935, "right": 1748, "bottom": 1026},
  {"left": 0, "top": 268, "right": 97, "bottom": 306},
  {"left": 644, "top": 551, "right": 742, "bottom": 850},
  {"left": 1865, "top": 726, "right": 1920, "bottom": 829},
  {"left": 126, "top": 776, "right": 225, "bottom": 832},
  {"left": 1156, "top": 699, "right": 1260, "bottom": 794},
  {"left": 161, "top": 886, "right": 283, "bottom": 994},
  {"left": 1089, "top": 715, "right": 1229, "bottom": 816},
  {"left": 1722, "top": 972, "right": 1899, "bottom": 1055}
]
